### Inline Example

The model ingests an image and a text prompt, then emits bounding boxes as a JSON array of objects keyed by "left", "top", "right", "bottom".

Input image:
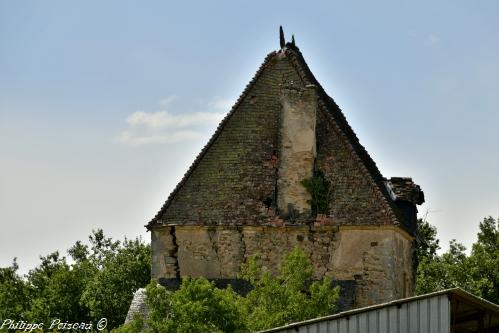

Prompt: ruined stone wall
[
  {"left": 151, "top": 225, "right": 414, "bottom": 307},
  {"left": 150, "top": 49, "right": 418, "bottom": 310}
]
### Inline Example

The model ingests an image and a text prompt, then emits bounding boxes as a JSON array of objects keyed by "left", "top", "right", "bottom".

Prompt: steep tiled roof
[
  {"left": 146, "top": 51, "right": 277, "bottom": 229},
  {"left": 281, "top": 44, "right": 414, "bottom": 227},
  {"left": 147, "top": 43, "right": 423, "bottom": 230}
]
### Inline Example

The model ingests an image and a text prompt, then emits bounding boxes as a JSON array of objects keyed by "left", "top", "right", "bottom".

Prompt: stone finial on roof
[{"left": 279, "top": 26, "right": 285, "bottom": 48}]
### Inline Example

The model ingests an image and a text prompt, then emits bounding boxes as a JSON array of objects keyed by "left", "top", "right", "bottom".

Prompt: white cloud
[
  {"left": 126, "top": 110, "right": 225, "bottom": 128},
  {"left": 115, "top": 96, "right": 227, "bottom": 146}
]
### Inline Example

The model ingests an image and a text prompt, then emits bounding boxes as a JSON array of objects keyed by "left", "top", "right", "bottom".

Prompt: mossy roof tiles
[{"left": 146, "top": 43, "right": 423, "bottom": 231}]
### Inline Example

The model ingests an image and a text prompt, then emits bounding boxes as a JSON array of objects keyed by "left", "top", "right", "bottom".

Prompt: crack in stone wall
[
  {"left": 207, "top": 228, "right": 223, "bottom": 278},
  {"left": 151, "top": 227, "right": 178, "bottom": 280},
  {"left": 169, "top": 226, "right": 180, "bottom": 279},
  {"left": 151, "top": 225, "right": 414, "bottom": 307}
]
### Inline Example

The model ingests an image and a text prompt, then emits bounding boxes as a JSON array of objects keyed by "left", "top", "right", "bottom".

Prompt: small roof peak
[
  {"left": 279, "top": 26, "right": 285, "bottom": 48},
  {"left": 279, "top": 26, "right": 298, "bottom": 51}
]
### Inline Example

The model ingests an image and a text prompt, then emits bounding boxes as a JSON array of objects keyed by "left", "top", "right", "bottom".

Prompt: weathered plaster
[
  {"left": 151, "top": 224, "right": 414, "bottom": 307},
  {"left": 277, "top": 86, "right": 318, "bottom": 214},
  {"left": 330, "top": 227, "right": 414, "bottom": 307},
  {"left": 151, "top": 227, "right": 178, "bottom": 280}
]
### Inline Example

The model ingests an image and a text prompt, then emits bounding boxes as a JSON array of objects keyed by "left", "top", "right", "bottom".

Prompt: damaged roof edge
[
  {"left": 386, "top": 177, "right": 425, "bottom": 205},
  {"left": 283, "top": 47, "right": 424, "bottom": 227}
]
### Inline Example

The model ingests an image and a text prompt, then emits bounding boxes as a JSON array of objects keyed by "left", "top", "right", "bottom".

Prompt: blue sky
[{"left": 1, "top": 1, "right": 499, "bottom": 273}]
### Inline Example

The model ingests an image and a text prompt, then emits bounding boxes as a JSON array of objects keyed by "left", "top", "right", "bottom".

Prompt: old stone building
[{"left": 146, "top": 31, "right": 424, "bottom": 309}]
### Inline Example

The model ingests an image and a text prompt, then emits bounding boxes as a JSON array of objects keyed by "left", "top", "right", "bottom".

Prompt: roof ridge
[{"left": 146, "top": 51, "right": 278, "bottom": 229}]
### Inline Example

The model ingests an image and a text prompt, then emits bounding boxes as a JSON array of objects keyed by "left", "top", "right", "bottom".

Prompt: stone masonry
[
  {"left": 151, "top": 224, "right": 413, "bottom": 308},
  {"left": 146, "top": 35, "right": 424, "bottom": 309}
]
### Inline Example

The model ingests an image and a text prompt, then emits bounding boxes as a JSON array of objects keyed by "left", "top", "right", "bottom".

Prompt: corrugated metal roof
[{"left": 259, "top": 288, "right": 499, "bottom": 333}]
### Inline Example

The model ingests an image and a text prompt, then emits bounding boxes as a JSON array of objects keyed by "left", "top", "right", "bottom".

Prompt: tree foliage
[
  {"left": 0, "top": 230, "right": 150, "bottom": 330},
  {"left": 0, "top": 259, "right": 29, "bottom": 321},
  {"left": 24, "top": 251, "right": 91, "bottom": 324},
  {"left": 239, "top": 248, "right": 339, "bottom": 331},
  {"left": 143, "top": 278, "right": 245, "bottom": 333},
  {"left": 416, "top": 217, "right": 499, "bottom": 304},
  {"left": 6, "top": 216, "right": 499, "bottom": 331},
  {"left": 117, "top": 247, "right": 340, "bottom": 333},
  {"left": 469, "top": 217, "right": 499, "bottom": 303},
  {"left": 81, "top": 237, "right": 151, "bottom": 328}
]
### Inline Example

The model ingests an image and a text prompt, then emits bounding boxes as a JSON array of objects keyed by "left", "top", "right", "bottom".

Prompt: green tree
[
  {"left": 240, "top": 247, "right": 340, "bottom": 331},
  {"left": 415, "top": 217, "right": 499, "bottom": 304},
  {"left": 416, "top": 218, "right": 476, "bottom": 295},
  {"left": 81, "top": 237, "right": 151, "bottom": 328},
  {"left": 145, "top": 278, "right": 245, "bottom": 333},
  {"left": 24, "top": 251, "right": 90, "bottom": 323},
  {"left": 415, "top": 218, "right": 445, "bottom": 294},
  {"left": 115, "top": 279, "right": 245, "bottom": 333},
  {"left": 469, "top": 217, "right": 499, "bottom": 303},
  {"left": 117, "top": 247, "right": 340, "bottom": 333},
  {"left": 0, "top": 230, "right": 151, "bottom": 330},
  {"left": 0, "top": 259, "right": 29, "bottom": 320},
  {"left": 415, "top": 218, "right": 440, "bottom": 261},
  {"left": 111, "top": 314, "right": 145, "bottom": 333}
]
